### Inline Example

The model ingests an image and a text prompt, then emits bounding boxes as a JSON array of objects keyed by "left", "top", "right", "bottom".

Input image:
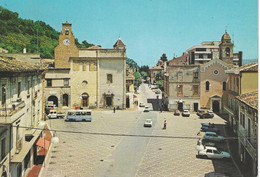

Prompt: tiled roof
[
  {"left": 87, "top": 46, "right": 103, "bottom": 49},
  {"left": 237, "top": 91, "right": 258, "bottom": 110},
  {"left": 0, "top": 57, "right": 45, "bottom": 73},
  {"left": 150, "top": 66, "right": 163, "bottom": 70},
  {"left": 233, "top": 62, "right": 258, "bottom": 72},
  {"left": 113, "top": 38, "right": 125, "bottom": 48}
]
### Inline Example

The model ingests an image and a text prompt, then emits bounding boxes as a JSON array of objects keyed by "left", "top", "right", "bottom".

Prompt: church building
[{"left": 45, "top": 22, "right": 127, "bottom": 109}]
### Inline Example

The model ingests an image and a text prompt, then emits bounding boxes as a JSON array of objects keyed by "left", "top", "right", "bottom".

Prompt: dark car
[
  {"left": 197, "top": 109, "right": 205, "bottom": 116},
  {"left": 200, "top": 113, "right": 214, "bottom": 119},
  {"left": 174, "top": 109, "right": 181, "bottom": 116},
  {"left": 201, "top": 126, "right": 220, "bottom": 134}
]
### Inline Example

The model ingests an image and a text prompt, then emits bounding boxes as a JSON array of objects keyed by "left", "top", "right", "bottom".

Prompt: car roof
[
  {"left": 205, "top": 132, "right": 217, "bottom": 135},
  {"left": 204, "top": 146, "right": 217, "bottom": 150}
]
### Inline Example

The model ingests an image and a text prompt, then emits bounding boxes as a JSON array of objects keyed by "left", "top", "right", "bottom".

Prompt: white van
[{"left": 48, "top": 110, "right": 57, "bottom": 119}]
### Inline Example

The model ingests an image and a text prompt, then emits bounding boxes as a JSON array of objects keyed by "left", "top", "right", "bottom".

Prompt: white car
[
  {"left": 207, "top": 110, "right": 214, "bottom": 117},
  {"left": 198, "top": 146, "right": 231, "bottom": 159},
  {"left": 48, "top": 110, "right": 57, "bottom": 119},
  {"left": 203, "top": 132, "right": 224, "bottom": 142},
  {"left": 144, "top": 106, "right": 150, "bottom": 112},
  {"left": 139, "top": 102, "right": 145, "bottom": 107},
  {"left": 144, "top": 119, "right": 152, "bottom": 127},
  {"left": 182, "top": 110, "right": 190, "bottom": 117}
]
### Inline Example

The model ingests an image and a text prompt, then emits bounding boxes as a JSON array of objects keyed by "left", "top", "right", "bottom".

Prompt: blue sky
[{"left": 0, "top": 0, "right": 258, "bottom": 66}]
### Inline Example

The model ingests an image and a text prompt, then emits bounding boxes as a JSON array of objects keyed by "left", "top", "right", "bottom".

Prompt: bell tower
[
  {"left": 219, "top": 31, "right": 234, "bottom": 65},
  {"left": 54, "top": 22, "right": 79, "bottom": 68}
]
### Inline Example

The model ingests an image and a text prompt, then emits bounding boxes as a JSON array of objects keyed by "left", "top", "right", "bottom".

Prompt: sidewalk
[{"left": 220, "top": 113, "right": 252, "bottom": 177}]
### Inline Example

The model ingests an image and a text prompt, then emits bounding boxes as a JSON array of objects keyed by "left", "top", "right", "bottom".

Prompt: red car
[{"left": 174, "top": 109, "right": 180, "bottom": 116}]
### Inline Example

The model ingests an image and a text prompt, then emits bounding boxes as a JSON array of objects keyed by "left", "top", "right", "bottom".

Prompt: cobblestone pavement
[
  {"left": 41, "top": 110, "right": 140, "bottom": 177},
  {"left": 135, "top": 112, "right": 242, "bottom": 177}
]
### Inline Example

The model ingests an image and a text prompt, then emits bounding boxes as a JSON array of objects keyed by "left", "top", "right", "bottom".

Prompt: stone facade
[{"left": 45, "top": 22, "right": 127, "bottom": 109}]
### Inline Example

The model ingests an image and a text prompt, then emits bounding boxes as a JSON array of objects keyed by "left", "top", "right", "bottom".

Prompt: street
[{"left": 41, "top": 83, "right": 241, "bottom": 177}]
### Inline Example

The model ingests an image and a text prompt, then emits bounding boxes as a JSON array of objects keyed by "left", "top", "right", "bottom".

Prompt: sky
[{"left": 0, "top": 0, "right": 258, "bottom": 66}]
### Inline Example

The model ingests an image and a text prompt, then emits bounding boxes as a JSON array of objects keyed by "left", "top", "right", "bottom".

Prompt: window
[
  {"left": 1, "top": 85, "right": 6, "bottom": 106},
  {"left": 240, "top": 112, "right": 245, "bottom": 128},
  {"left": 206, "top": 81, "right": 210, "bottom": 91},
  {"left": 177, "top": 85, "right": 183, "bottom": 97},
  {"left": 196, "top": 48, "right": 206, "bottom": 51},
  {"left": 27, "top": 80, "right": 30, "bottom": 94},
  {"left": 213, "top": 70, "right": 219, "bottom": 75},
  {"left": 46, "top": 79, "right": 52, "bottom": 87},
  {"left": 1, "top": 138, "right": 5, "bottom": 160},
  {"left": 65, "top": 27, "right": 69, "bottom": 35},
  {"left": 223, "top": 82, "right": 226, "bottom": 91},
  {"left": 64, "top": 79, "right": 69, "bottom": 87},
  {"left": 207, "top": 54, "right": 212, "bottom": 58},
  {"left": 18, "top": 82, "right": 21, "bottom": 98},
  {"left": 199, "top": 54, "right": 203, "bottom": 58},
  {"left": 225, "top": 47, "right": 230, "bottom": 57},
  {"left": 193, "top": 85, "right": 199, "bottom": 96},
  {"left": 107, "top": 74, "right": 113, "bottom": 83},
  {"left": 194, "top": 72, "right": 198, "bottom": 79},
  {"left": 229, "top": 77, "right": 232, "bottom": 90}
]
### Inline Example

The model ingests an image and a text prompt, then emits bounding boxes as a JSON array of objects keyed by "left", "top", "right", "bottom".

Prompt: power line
[{"left": 13, "top": 125, "right": 256, "bottom": 140}]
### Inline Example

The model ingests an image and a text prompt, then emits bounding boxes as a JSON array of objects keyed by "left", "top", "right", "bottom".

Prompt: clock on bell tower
[{"left": 54, "top": 22, "right": 79, "bottom": 68}]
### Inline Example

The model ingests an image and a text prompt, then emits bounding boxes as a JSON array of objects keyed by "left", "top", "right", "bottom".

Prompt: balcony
[
  {"left": 194, "top": 58, "right": 211, "bottom": 61},
  {"left": 194, "top": 51, "right": 211, "bottom": 54},
  {"left": 238, "top": 129, "right": 257, "bottom": 159},
  {"left": 0, "top": 100, "right": 26, "bottom": 123}
]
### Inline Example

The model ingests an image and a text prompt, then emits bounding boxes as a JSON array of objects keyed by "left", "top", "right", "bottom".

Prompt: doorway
[
  {"left": 82, "top": 93, "right": 89, "bottom": 107},
  {"left": 48, "top": 96, "right": 58, "bottom": 107},
  {"left": 63, "top": 94, "right": 69, "bottom": 106},
  {"left": 193, "top": 103, "right": 198, "bottom": 112},
  {"left": 178, "top": 102, "right": 183, "bottom": 111},
  {"left": 126, "top": 97, "right": 130, "bottom": 108},
  {"left": 106, "top": 97, "right": 112, "bottom": 107},
  {"left": 212, "top": 100, "right": 220, "bottom": 112}
]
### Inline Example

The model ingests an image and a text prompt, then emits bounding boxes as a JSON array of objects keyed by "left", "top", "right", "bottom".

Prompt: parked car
[
  {"left": 201, "top": 123, "right": 215, "bottom": 128},
  {"left": 201, "top": 126, "right": 220, "bottom": 134},
  {"left": 174, "top": 109, "right": 181, "bottom": 116},
  {"left": 144, "top": 106, "right": 150, "bottom": 112},
  {"left": 48, "top": 110, "right": 57, "bottom": 119},
  {"left": 199, "top": 112, "right": 214, "bottom": 119},
  {"left": 155, "top": 90, "right": 161, "bottom": 94},
  {"left": 139, "top": 102, "right": 145, "bottom": 107},
  {"left": 204, "top": 172, "right": 229, "bottom": 177},
  {"left": 144, "top": 119, "right": 152, "bottom": 127},
  {"left": 203, "top": 132, "right": 224, "bottom": 142},
  {"left": 198, "top": 146, "right": 230, "bottom": 159},
  {"left": 182, "top": 110, "right": 190, "bottom": 117},
  {"left": 197, "top": 109, "right": 205, "bottom": 116},
  {"left": 57, "top": 112, "right": 66, "bottom": 119},
  {"left": 207, "top": 110, "right": 214, "bottom": 117}
]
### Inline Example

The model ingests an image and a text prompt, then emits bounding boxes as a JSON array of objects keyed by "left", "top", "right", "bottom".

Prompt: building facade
[
  {"left": 45, "top": 22, "right": 127, "bottom": 109},
  {"left": 0, "top": 57, "right": 45, "bottom": 177},
  {"left": 237, "top": 91, "right": 258, "bottom": 177},
  {"left": 224, "top": 62, "right": 258, "bottom": 133}
]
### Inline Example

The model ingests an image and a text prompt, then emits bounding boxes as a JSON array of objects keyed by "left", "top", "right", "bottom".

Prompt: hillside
[{"left": 0, "top": 6, "right": 94, "bottom": 58}]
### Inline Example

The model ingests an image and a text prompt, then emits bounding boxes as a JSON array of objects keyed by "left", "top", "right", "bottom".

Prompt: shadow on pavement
[{"left": 147, "top": 98, "right": 162, "bottom": 111}]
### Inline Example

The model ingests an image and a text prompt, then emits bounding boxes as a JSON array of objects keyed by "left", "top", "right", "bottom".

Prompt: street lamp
[{"left": 51, "top": 131, "right": 59, "bottom": 144}]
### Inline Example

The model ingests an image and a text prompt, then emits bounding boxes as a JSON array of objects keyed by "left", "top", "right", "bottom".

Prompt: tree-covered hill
[{"left": 0, "top": 6, "right": 94, "bottom": 58}]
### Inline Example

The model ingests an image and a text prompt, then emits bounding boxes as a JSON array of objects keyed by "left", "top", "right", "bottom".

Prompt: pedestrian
[
  {"left": 113, "top": 107, "right": 116, "bottom": 113},
  {"left": 197, "top": 138, "right": 202, "bottom": 145},
  {"left": 163, "top": 119, "right": 167, "bottom": 129},
  {"left": 160, "top": 107, "right": 162, "bottom": 113},
  {"left": 197, "top": 131, "right": 201, "bottom": 135}
]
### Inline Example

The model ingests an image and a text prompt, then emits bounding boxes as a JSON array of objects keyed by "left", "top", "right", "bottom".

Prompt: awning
[{"left": 36, "top": 137, "right": 50, "bottom": 150}]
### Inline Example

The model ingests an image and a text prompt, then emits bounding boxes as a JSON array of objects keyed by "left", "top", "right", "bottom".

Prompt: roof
[
  {"left": 113, "top": 38, "right": 125, "bottom": 48},
  {"left": 226, "top": 62, "right": 258, "bottom": 74},
  {"left": 149, "top": 66, "right": 163, "bottom": 70},
  {"left": 87, "top": 46, "right": 103, "bottom": 49},
  {"left": 221, "top": 32, "right": 231, "bottom": 41},
  {"left": 205, "top": 132, "right": 217, "bottom": 135},
  {"left": 0, "top": 57, "right": 45, "bottom": 73},
  {"left": 236, "top": 91, "right": 258, "bottom": 110}
]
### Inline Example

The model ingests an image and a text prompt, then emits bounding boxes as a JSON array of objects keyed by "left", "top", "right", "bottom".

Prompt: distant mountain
[{"left": 243, "top": 59, "right": 258, "bottom": 65}]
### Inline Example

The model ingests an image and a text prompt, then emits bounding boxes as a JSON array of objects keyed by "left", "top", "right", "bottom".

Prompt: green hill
[{"left": 0, "top": 6, "right": 94, "bottom": 58}]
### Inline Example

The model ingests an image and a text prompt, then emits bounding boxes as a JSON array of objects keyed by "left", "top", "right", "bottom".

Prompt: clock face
[{"left": 63, "top": 38, "right": 71, "bottom": 46}]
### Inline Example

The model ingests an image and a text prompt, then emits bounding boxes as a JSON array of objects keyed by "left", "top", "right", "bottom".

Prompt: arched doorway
[
  {"left": 82, "top": 93, "right": 89, "bottom": 107},
  {"left": 63, "top": 94, "right": 69, "bottom": 106},
  {"left": 48, "top": 96, "right": 58, "bottom": 107},
  {"left": 212, "top": 100, "right": 219, "bottom": 112}
]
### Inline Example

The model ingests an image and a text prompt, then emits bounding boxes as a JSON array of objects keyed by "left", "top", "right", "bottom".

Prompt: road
[{"left": 41, "top": 82, "right": 241, "bottom": 177}]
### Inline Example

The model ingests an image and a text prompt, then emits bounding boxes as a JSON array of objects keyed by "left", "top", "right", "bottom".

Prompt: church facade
[{"left": 45, "top": 22, "right": 127, "bottom": 109}]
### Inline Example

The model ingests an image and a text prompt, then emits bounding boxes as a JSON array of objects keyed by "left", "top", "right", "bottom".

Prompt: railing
[
  {"left": 238, "top": 129, "right": 257, "bottom": 159},
  {"left": 0, "top": 101, "right": 25, "bottom": 117}
]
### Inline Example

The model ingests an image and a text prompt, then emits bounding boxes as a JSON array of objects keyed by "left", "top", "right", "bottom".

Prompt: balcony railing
[{"left": 238, "top": 129, "right": 257, "bottom": 159}]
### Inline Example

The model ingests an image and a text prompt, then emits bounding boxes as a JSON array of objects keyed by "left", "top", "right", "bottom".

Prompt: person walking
[
  {"left": 113, "top": 107, "right": 116, "bottom": 113},
  {"left": 163, "top": 119, "right": 167, "bottom": 129}
]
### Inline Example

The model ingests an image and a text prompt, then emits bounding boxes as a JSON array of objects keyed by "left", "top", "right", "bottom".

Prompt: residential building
[
  {"left": 163, "top": 64, "right": 200, "bottom": 111},
  {"left": 224, "top": 62, "right": 258, "bottom": 133},
  {"left": 187, "top": 32, "right": 242, "bottom": 66},
  {"left": 45, "top": 22, "right": 127, "bottom": 109},
  {"left": 237, "top": 91, "right": 258, "bottom": 177},
  {"left": 0, "top": 57, "right": 45, "bottom": 177},
  {"left": 150, "top": 54, "right": 167, "bottom": 84}
]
